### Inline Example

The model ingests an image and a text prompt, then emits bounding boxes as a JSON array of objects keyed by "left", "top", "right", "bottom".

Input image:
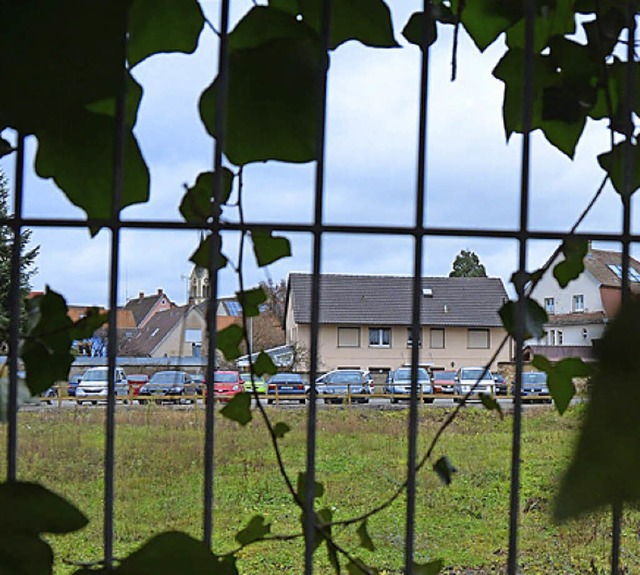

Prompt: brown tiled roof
[
  {"left": 119, "top": 306, "right": 192, "bottom": 357},
  {"left": 287, "top": 273, "right": 508, "bottom": 327},
  {"left": 546, "top": 311, "right": 606, "bottom": 326},
  {"left": 584, "top": 249, "right": 640, "bottom": 291},
  {"left": 124, "top": 290, "right": 172, "bottom": 326}
]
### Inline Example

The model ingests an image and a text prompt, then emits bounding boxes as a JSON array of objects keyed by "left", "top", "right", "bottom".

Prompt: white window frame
[
  {"left": 368, "top": 327, "right": 391, "bottom": 348},
  {"left": 573, "top": 294, "right": 584, "bottom": 312},
  {"left": 544, "top": 297, "right": 555, "bottom": 314}
]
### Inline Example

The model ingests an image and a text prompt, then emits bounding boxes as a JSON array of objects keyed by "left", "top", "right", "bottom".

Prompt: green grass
[{"left": 1, "top": 404, "right": 638, "bottom": 574}]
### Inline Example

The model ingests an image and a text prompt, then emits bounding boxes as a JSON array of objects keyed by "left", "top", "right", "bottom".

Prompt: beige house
[{"left": 285, "top": 273, "right": 511, "bottom": 376}]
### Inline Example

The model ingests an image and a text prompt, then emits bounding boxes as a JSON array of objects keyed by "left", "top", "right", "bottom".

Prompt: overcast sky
[{"left": 0, "top": 1, "right": 634, "bottom": 308}]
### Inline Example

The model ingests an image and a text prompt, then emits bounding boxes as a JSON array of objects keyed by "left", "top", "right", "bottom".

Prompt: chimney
[
  {"left": 138, "top": 291, "right": 144, "bottom": 300},
  {"left": 157, "top": 288, "right": 163, "bottom": 295}
]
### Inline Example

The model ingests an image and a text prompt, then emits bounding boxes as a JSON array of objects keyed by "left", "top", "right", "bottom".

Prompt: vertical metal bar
[
  {"left": 404, "top": 4, "right": 432, "bottom": 574},
  {"left": 611, "top": 2, "right": 636, "bottom": 572},
  {"left": 203, "top": 0, "right": 230, "bottom": 548},
  {"left": 6, "top": 133, "right": 25, "bottom": 482},
  {"left": 304, "top": 1, "right": 331, "bottom": 573},
  {"left": 103, "top": 13, "right": 129, "bottom": 568},
  {"left": 507, "top": 1, "right": 535, "bottom": 573}
]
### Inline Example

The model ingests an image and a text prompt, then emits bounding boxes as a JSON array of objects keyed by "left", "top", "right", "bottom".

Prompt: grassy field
[{"left": 1, "top": 404, "right": 638, "bottom": 574}]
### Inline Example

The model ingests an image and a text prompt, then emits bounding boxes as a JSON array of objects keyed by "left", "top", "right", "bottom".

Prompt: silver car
[
  {"left": 317, "top": 369, "right": 374, "bottom": 404},
  {"left": 453, "top": 366, "right": 495, "bottom": 400},
  {"left": 521, "top": 371, "right": 551, "bottom": 402},
  {"left": 385, "top": 367, "right": 433, "bottom": 404}
]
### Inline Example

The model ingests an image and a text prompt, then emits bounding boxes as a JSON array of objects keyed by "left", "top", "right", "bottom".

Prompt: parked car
[
  {"left": 68, "top": 373, "right": 83, "bottom": 397},
  {"left": 453, "top": 366, "right": 495, "bottom": 400},
  {"left": 521, "top": 371, "right": 551, "bottom": 402},
  {"left": 267, "top": 373, "right": 306, "bottom": 404},
  {"left": 137, "top": 371, "right": 197, "bottom": 404},
  {"left": 431, "top": 370, "right": 456, "bottom": 394},
  {"left": 385, "top": 367, "right": 433, "bottom": 404},
  {"left": 211, "top": 371, "right": 244, "bottom": 402},
  {"left": 76, "top": 367, "right": 128, "bottom": 404},
  {"left": 191, "top": 373, "right": 206, "bottom": 394},
  {"left": 41, "top": 384, "right": 59, "bottom": 405},
  {"left": 493, "top": 373, "right": 509, "bottom": 395},
  {"left": 126, "top": 374, "right": 149, "bottom": 396},
  {"left": 317, "top": 369, "right": 374, "bottom": 404},
  {"left": 240, "top": 373, "right": 267, "bottom": 394}
]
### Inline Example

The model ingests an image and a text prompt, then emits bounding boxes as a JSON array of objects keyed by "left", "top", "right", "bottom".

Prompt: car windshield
[
  {"left": 151, "top": 372, "right": 184, "bottom": 384},
  {"left": 434, "top": 371, "right": 456, "bottom": 380},
  {"left": 271, "top": 374, "right": 302, "bottom": 383},
  {"left": 394, "top": 368, "right": 429, "bottom": 381},
  {"left": 214, "top": 373, "right": 238, "bottom": 383},
  {"left": 82, "top": 369, "right": 108, "bottom": 382},
  {"left": 329, "top": 372, "right": 362, "bottom": 384},
  {"left": 522, "top": 372, "right": 547, "bottom": 384},
  {"left": 461, "top": 368, "right": 492, "bottom": 380}
]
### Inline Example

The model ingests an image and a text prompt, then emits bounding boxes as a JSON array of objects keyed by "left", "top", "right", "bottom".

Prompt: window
[
  {"left": 368, "top": 327, "right": 390, "bottom": 347},
  {"left": 573, "top": 294, "right": 584, "bottom": 312},
  {"left": 607, "top": 264, "right": 640, "bottom": 282},
  {"left": 544, "top": 297, "right": 555, "bottom": 314},
  {"left": 429, "top": 328, "right": 445, "bottom": 349},
  {"left": 406, "top": 327, "right": 422, "bottom": 347},
  {"left": 547, "top": 329, "right": 555, "bottom": 345},
  {"left": 338, "top": 327, "right": 360, "bottom": 348},
  {"left": 467, "top": 328, "right": 489, "bottom": 349},
  {"left": 557, "top": 330, "right": 563, "bottom": 345}
]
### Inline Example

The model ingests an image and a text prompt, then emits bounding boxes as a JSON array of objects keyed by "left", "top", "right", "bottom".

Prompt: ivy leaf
[
  {"left": 554, "top": 298, "right": 640, "bottom": 520},
  {"left": 402, "top": 11, "right": 437, "bottom": 50},
  {"left": 297, "top": 471, "right": 325, "bottom": 500},
  {"left": 235, "top": 515, "right": 271, "bottom": 546},
  {"left": 180, "top": 169, "right": 234, "bottom": 224},
  {"left": 450, "top": 0, "right": 522, "bottom": 51},
  {"left": 220, "top": 392, "right": 252, "bottom": 426},
  {"left": 251, "top": 229, "right": 291, "bottom": 267},
  {"left": 189, "top": 235, "right": 228, "bottom": 270},
  {"left": 34, "top": 111, "right": 149, "bottom": 229},
  {"left": 128, "top": 0, "right": 205, "bottom": 67},
  {"left": 299, "top": 0, "right": 399, "bottom": 50},
  {"left": 115, "top": 532, "right": 234, "bottom": 575},
  {"left": 217, "top": 325, "right": 244, "bottom": 361},
  {"left": 553, "top": 238, "right": 588, "bottom": 288},
  {"left": 273, "top": 422, "right": 291, "bottom": 438},
  {"left": 71, "top": 308, "right": 110, "bottom": 341},
  {"left": 533, "top": 355, "right": 591, "bottom": 415},
  {"left": 254, "top": 352, "right": 278, "bottom": 377},
  {"left": 414, "top": 559, "right": 444, "bottom": 575},
  {"left": 237, "top": 287, "right": 267, "bottom": 318},
  {"left": 200, "top": 13, "right": 326, "bottom": 165},
  {"left": 433, "top": 456, "right": 458, "bottom": 486},
  {"left": 479, "top": 393, "right": 503, "bottom": 418},
  {"left": 356, "top": 520, "right": 375, "bottom": 551},
  {"left": 0, "top": 481, "right": 87, "bottom": 575},
  {"left": 86, "top": 72, "right": 144, "bottom": 129},
  {"left": 598, "top": 142, "right": 640, "bottom": 198},
  {"left": 269, "top": 0, "right": 300, "bottom": 16},
  {"left": 499, "top": 298, "right": 548, "bottom": 340},
  {"left": 506, "top": 0, "right": 576, "bottom": 53}
]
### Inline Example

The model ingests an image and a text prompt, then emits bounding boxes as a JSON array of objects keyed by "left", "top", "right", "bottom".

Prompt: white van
[{"left": 76, "top": 367, "right": 128, "bottom": 404}]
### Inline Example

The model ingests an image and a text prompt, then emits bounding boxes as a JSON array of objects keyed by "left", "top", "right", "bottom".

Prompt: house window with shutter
[
  {"left": 406, "top": 327, "right": 423, "bottom": 347},
  {"left": 338, "top": 327, "right": 360, "bottom": 348},
  {"left": 467, "top": 328, "right": 490, "bottom": 349},
  {"left": 429, "top": 328, "right": 444, "bottom": 349}
]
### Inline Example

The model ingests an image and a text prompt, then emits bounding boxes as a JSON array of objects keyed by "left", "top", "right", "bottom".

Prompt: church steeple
[{"left": 188, "top": 265, "right": 210, "bottom": 305}]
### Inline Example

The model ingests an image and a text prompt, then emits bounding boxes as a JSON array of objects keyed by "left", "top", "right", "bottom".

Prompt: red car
[
  {"left": 431, "top": 370, "right": 456, "bottom": 394},
  {"left": 127, "top": 374, "right": 149, "bottom": 396},
  {"left": 207, "top": 371, "right": 243, "bottom": 402}
]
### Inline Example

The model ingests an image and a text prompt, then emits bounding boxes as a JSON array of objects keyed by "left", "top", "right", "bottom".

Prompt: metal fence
[{"left": 3, "top": 1, "right": 637, "bottom": 574}]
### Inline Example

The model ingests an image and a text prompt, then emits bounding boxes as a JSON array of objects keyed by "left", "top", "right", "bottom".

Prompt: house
[
  {"left": 530, "top": 247, "right": 640, "bottom": 350},
  {"left": 123, "top": 288, "right": 174, "bottom": 328},
  {"left": 284, "top": 273, "right": 511, "bottom": 376}
]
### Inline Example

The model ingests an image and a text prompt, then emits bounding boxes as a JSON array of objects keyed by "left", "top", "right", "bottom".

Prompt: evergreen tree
[
  {"left": 0, "top": 168, "right": 39, "bottom": 341},
  {"left": 449, "top": 249, "right": 487, "bottom": 278}
]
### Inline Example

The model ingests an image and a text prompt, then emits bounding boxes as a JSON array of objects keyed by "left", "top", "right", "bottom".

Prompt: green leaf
[
  {"left": 180, "top": 169, "right": 234, "bottom": 224},
  {"left": 553, "top": 238, "right": 588, "bottom": 288},
  {"left": 450, "top": 0, "right": 522, "bottom": 51},
  {"left": 269, "top": 0, "right": 300, "bottom": 15},
  {"left": 356, "top": 520, "right": 375, "bottom": 552},
  {"left": 188, "top": 235, "right": 228, "bottom": 270},
  {"left": 237, "top": 287, "right": 267, "bottom": 318},
  {"left": 200, "top": 17, "right": 326, "bottom": 165},
  {"left": 235, "top": 515, "right": 271, "bottom": 546},
  {"left": 402, "top": 11, "right": 437, "bottom": 50},
  {"left": 297, "top": 471, "right": 325, "bottom": 500},
  {"left": 414, "top": 559, "right": 444, "bottom": 575},
  {"left": 220, "top": 392, "right": 252, "bottom": 426},
  {"left": 251, "top": 229, "right": 292, "bottom": 267},
  {"left": 554, "top": 298, "right": 640, "bottom": 520},
  {"left": 217, "top": 325, "right": 244, "bottom": 361},
  {"left": 0, "top": 481, "right": 88, "bottom": 535},
  {"left": 254, "top": 352, "right": 278, "bottom": 377},
  {"left": 273, "top": 422, "right": 291, "bottom": 438},
  {"left": 115, "top": 532, "right": 234, "bottom": 575},
  {"left": 532, "top": 355, "right": 591, "bottom": 415},
  {"left": 479, "top": 392, "right": 503, "bottom": 418},
  {"left": 299, "top": 0, "right": 399, "bottom": 50},
  {"left": 506, "top": 0, "right": 576, "bottom": 53},
  {"left": 432, "top": 455, "right": 458, "bottom": 486},
  {"left": 34, "top": 111, "right": 149, "bottom": 228},
  {"left": 86, "top": 72, "right": 144, "bottom": 129},
  {"left": 499, "top": 298, "right": 548, "bottom": 340},
  {"left": 71, "top": 308, "right": 110, "bottom": 341},
  {"left": 128, "top": 0, "right": 205, "bottom": 67},
  {"left": 598, "top": 142, "right": 640, "bottom": 198}
]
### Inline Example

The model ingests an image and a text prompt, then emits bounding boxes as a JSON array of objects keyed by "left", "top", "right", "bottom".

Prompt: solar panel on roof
[{"left": 226, "top": 301, "right": 242, "bottom": 316}]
